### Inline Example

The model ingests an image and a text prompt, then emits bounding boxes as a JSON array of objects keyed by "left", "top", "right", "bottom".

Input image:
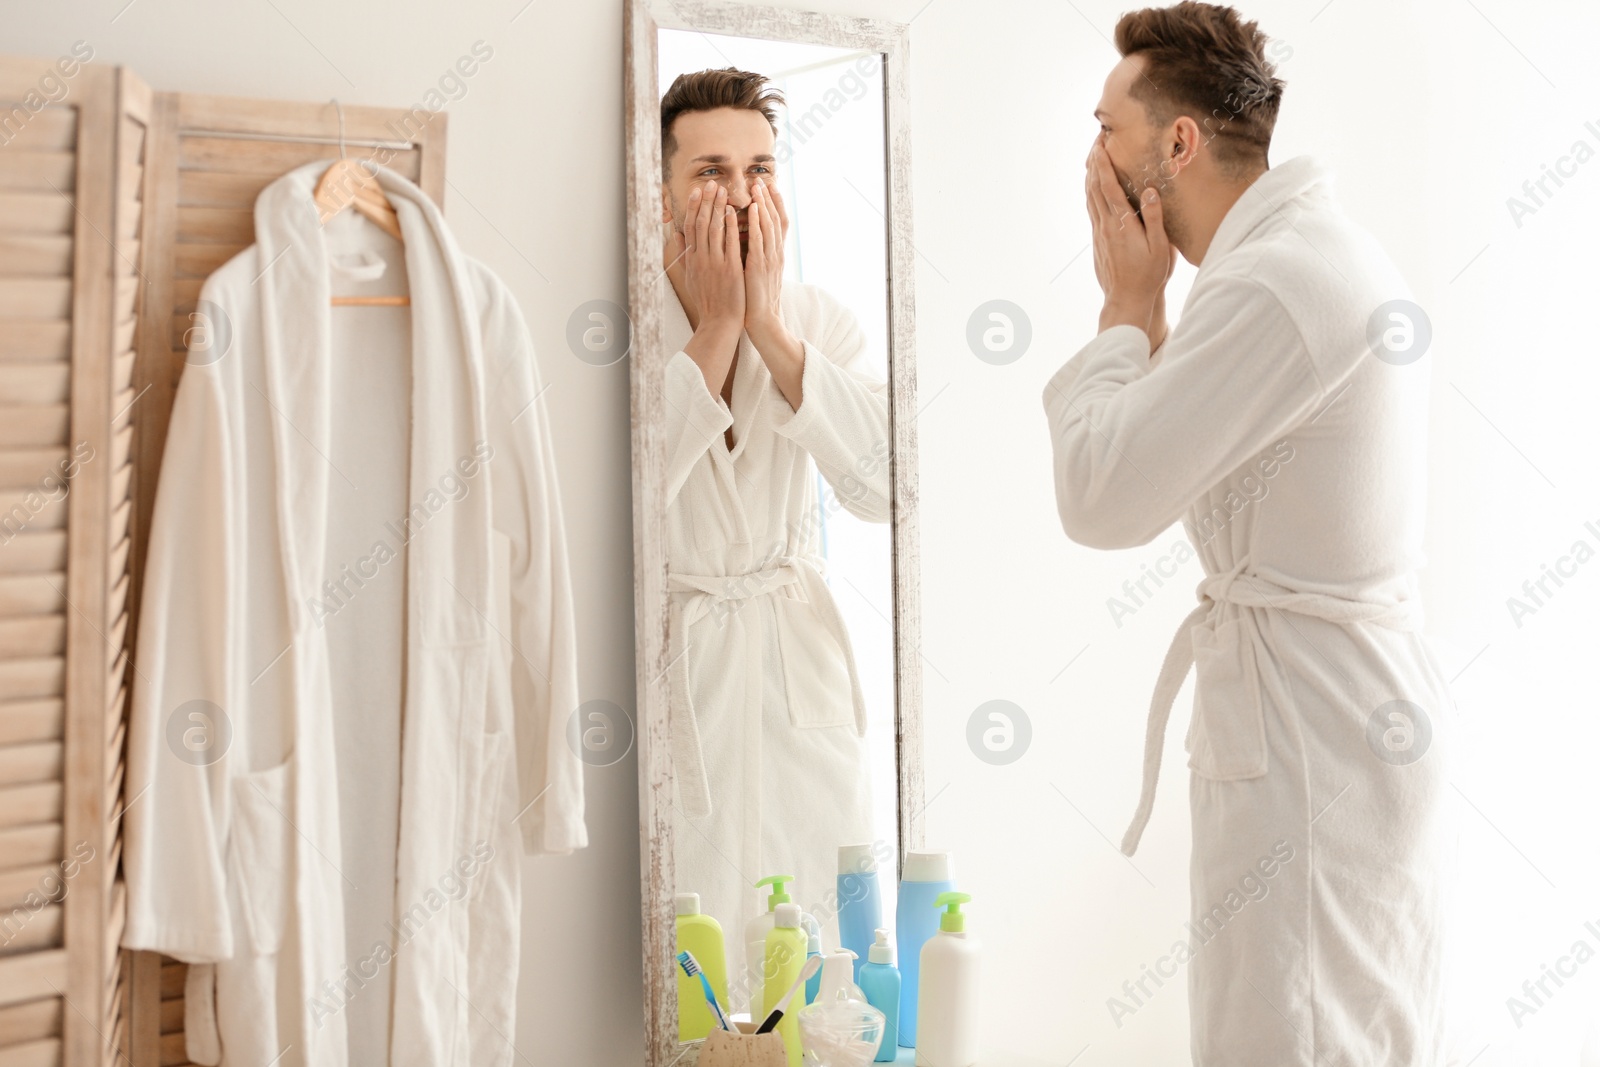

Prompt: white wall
[{"left": 14, "top": 0, "right": 1598, "bottom": 1063}]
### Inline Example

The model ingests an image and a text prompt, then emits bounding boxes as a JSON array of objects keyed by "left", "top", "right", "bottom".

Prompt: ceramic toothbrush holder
[{"left": 696, "top": 1021, "right": 789, "bottom": 1067}]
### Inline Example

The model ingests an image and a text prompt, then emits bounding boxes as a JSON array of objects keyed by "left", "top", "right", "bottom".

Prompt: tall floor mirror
[{"left": 623, "top": 1, "right": 920, "bottom": 1062}]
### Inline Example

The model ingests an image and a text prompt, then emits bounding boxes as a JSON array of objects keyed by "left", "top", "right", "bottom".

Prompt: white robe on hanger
[
  {"left": 663, "top": 282, "right": 889, "bottom": 1008},
  {"left": 122, "top": 160, "right": 586, "bottom": 1067},
  {"left": 1043, "top": 156, "right": 1457, "bottom": 1065}
]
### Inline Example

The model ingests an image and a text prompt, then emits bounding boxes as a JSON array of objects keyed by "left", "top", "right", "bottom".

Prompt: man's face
[
  {"left": 1092, "top": 55, "right": 1169, "bottom": 216},
  {"left": 661, "top": 107, "right": 778, "bottom": 263}
]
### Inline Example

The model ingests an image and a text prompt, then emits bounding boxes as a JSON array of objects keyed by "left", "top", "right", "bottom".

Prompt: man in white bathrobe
[
  {"left": 657, "top": 69, "right": 891, "bottom": 1012},
  {"left": 1043, "top": 5, "right": 1457, "bottom": 1064}
]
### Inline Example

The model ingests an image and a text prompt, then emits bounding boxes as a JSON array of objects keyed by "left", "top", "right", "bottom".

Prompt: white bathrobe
[
  {"left": 663, "top": 281, "right": 889, "bottom": 1008},
  {"left": 1043, "top": 156, "right": 1457, "bottom": 1065},
  {"left": 122, "top": 161, "right": 586, "bottom": 1066}
]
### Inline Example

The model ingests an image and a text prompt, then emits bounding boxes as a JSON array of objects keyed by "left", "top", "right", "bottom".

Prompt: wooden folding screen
[
  {"left": 0, "top": 58, "right": 151, "bottom": 1067},
  {"left": 126, "top": 91, "right": 448, "bottom": 1067},
  {"left": 1, "top": 58, "right": 448, "bottom": 1067}
]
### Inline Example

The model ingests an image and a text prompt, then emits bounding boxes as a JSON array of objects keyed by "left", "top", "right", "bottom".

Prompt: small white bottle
[{"left": 916, "top": 891, "right": 980, "bottom": 1067}]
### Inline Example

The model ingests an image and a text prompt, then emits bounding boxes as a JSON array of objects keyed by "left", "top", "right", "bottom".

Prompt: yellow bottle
[
  {"left": 675, "top": 893, "right": 729, "bottom": 1041},
  {"left": 762, "top": 902, "right": 808, "bottom": 1067}
]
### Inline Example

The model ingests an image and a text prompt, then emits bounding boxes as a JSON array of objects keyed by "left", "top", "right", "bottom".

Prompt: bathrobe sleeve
[
  {"left": 121, "top": 335, "right": 239, "bottom": 964},
  {"left": 767, "top": 287, "right": 892, "bottom": 523},
  {"left": 481, "top": 275, "right": 588, "bottom": 856},
  {"left": 1042, "top": 276, "right": 1332, "bottom": 549},
  {"left": 663, "top": 350, "right": 733, "bottom": 504}
]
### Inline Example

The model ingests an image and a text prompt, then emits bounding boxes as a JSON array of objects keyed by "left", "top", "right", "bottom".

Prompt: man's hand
[
  {"left": 677, "top": 179, "right": 746, "bottom": 398},
  {"left": 1086, "top": 142, "right": 1173, "bottom": 342},
  {"left": 743, "top": 179, "right": 805, "bottom": 410},
  {"left": 743, "top": 178, "right": 787, "bottom": 327},
  {"left": 1148, "top": 243, "right": 1179, "bottom": 355}
]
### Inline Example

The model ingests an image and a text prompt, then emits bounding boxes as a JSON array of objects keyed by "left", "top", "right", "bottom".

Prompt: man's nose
[{"left": 725, "top": 179, "right": 753, "bottom": 210}]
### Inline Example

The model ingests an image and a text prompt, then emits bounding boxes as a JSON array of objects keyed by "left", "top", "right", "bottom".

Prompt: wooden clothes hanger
[{"left": 314, "top": 99, "right": 410, "bottom": 308}]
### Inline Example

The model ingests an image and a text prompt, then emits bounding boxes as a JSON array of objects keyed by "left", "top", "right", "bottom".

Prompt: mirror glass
[{"left": 651, "top": 26, "right": 898, "bottom": 1034}]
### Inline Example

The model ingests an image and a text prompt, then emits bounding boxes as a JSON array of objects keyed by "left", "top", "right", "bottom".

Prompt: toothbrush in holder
[
  {"left": 676, "top": 950, "right": 731, "bottom": 1032},
  {"left": 754, "top": 955, "right": 823, "bottom": 1034}
]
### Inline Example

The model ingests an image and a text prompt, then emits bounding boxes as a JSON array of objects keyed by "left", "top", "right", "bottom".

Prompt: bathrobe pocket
[
  {"left": 773, "top": 595, "right": 855, "bottom": 729},
  {"left": 1185, "top": 618, "right": 1270, "bottom": 780},
  {"left": 228, "top": 758, "right": 292, "bottom": 955}
]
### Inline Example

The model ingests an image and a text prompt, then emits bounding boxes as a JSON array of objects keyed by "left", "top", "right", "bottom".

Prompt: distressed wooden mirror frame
[{"left": 623, "top": 0, "right": 922, "bottom": 1061}]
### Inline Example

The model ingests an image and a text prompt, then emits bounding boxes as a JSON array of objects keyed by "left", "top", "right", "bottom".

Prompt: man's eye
[
  {"left": 751, "top": 166, "right": 771, "bottom": 174},
  {"left": 699, "top": 168, "right": 720, "bottom": 177}
]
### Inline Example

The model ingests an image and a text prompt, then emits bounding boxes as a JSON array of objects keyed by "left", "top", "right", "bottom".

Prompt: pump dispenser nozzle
[
  {"left": 933, "top": 891, "right": 972, "bottom": 933},
  {"left": 754, "top": 874, "right": 794, "bottom": 910},
  {"left": 868, "top": 928, "right": 893, "bottom": 965}
]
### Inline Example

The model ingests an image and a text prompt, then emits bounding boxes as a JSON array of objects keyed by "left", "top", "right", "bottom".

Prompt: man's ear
[
  {"left": 1171, "top": 116, "right": 1201, "bottom": 172},
  {"left": 660, "top": 182, "right": 673, "bottom": 225}
]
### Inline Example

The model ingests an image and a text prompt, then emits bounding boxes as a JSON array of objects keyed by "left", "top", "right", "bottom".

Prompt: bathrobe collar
[
  {"left": 1198, "top": 155, "right": 1332, "bottom": 276},
  {"left": 663, "top": 281, "right": 768, "bottom": 463},
  {"left": 254, "top": 161, "right": 492, "bottom": 642}
]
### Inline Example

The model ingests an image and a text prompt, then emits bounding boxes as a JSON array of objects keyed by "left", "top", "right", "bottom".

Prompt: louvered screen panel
[
  {"left": 0, "top": 57, "right": 150, "bottom": 1067},
  {"left": 122, "top": 89, "right": 447, "bottom": 1066},
  {"left": 95, "top": 68, "right": 149, "bottom": 1067}
]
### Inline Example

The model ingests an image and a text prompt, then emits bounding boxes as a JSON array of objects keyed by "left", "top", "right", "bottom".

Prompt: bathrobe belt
[
  {"left": 1120, "top": 558, "right": 1422, "bottom": 856},
  {"left": 667, "top": 556, "right": 867, "bottom": 819}
]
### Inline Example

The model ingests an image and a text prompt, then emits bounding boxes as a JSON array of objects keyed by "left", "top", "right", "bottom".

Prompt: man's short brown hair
[
  {"left": 660, "top": 67, "right": 785, "bottom": 179},
  {"left": 1113, "top": 2, "right": 1285, "bottom": 173}
]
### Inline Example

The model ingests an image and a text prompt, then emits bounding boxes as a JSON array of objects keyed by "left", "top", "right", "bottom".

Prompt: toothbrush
[
  {"left": 753, "top": 954, "right": 823, "bottom": 1034},
  {"left": 676, "top": 950, "right": 731, "bottom": 1032}
]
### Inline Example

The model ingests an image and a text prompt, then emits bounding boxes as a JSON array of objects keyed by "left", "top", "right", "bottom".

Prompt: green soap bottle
[
  {"left": 744, "top": 874, "right": 795, "bottom": 1015},
  {"left": 762, "top": 902, "right": 807, "bottom": 1067},
  {"left": 675, "top": 893, "right": 728, "bottom": 1041}
]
